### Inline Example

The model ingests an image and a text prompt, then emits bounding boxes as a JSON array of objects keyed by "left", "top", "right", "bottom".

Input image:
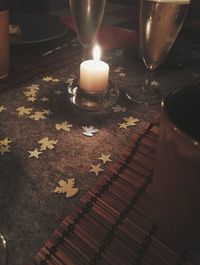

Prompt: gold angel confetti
[
  {"left": 29, "top": 111, "right": 47, "bottom": 121},
  {"left": 42, "top": 76, "right": 53, "bottom": 82},
  {"left": 54, "top": 179, "right": 79, "bottom": 198},
  {"left": 112, "top": 104, "right": 126, "bottom": 113},
  {"left": 89, "top": 163, "right": 104, "bottom": 176},
  {"left": 16, "top": 106, "right": 32, "bottom": 116},
  {"left": 27, "top": 97, "right": 37, "bottom": 102},
  {"left": 56, "top": 121, "right": 73, "bottom": 132},
  {"left": 0, "top": 106, "right": 7, "bottom": 112},
  {"left": 0, "top": 137, "right": 12, "bottom": 156},
  {"left": 82, "top": 126, "right": 99, "bottom": 137},
  {"left": 26, "top": 84, "right": 40, "bottom": 91},
  {"left": 98, "top": 154, "right": 112, "bottom": 164},
  {"left": 38, "top": 137, "right": 58, "bottom": 151},
  {"left": 28, "top": 148, "right": 42, "bottom": 159}
]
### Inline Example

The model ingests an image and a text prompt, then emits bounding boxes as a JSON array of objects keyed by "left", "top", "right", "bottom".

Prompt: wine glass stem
[
  {"left": 143, "top": 68, "right": 153, "bottom": 94},
  {"left": 82, "top": 44, "right": 93, "bottom": 61}
]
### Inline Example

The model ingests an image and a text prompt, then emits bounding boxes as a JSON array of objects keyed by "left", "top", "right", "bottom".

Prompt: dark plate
[{"left": 9, "top": 13, "right": 68, "bottom": 46}]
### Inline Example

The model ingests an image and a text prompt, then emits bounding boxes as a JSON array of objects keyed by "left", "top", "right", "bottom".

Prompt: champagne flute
[
  {"left": 128, "top": 0, "right": 190, "bottom": 104},
  {"left": 69, "top": 0, "right": 106, "bottom": 61}
]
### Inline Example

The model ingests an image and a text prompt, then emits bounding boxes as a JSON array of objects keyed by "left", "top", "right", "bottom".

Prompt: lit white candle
[{"left": 80, "top": 45, "right": 109, "bottom": 93}]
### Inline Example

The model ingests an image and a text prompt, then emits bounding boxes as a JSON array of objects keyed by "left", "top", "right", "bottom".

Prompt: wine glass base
[
  {"left": 67, "top": 79, "right": 119, "bottom": 113},
  {"left": 125, "top": 85, "right": 162, "bottom": 106}
]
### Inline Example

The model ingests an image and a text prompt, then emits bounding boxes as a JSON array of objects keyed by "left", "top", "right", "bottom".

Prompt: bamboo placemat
[{"left": 29, "top": 123, "right": 200, "bottom": 265}]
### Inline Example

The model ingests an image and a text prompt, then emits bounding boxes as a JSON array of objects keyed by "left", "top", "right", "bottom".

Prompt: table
[{"left": 0, "top": 4, "right": 200, "bottom": 265}]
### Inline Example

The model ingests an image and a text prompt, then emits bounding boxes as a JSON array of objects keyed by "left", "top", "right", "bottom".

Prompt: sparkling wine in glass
[
  {"left": 128, "top": 0, "right": 190, "bottom": 104},
  {"left": 69, "top": 0, "right": 106, "bottom": 60}
]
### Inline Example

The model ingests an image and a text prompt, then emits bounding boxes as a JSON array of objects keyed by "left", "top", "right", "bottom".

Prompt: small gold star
[
  {"left": 118, "top": 122, "right": 128, "bottom": 129},
  {"left": 98, "top": 154, "right": 112, "bottom": 164},
  {"left": 28, "top": 148, "right": 42, "bottom": 158},
  {"left": 16, "top": 106, "right": 32, "bottom": 116},
  {"left": 42, "top": 76, "right": 53, "bottom": 82},
  {"left": 27, "top": 97, "right": 37, "bottom": 102},
  {"left": 0, "top": 138, "right": 12, "bottom": 146},
  {"left": 0, "top": 106, "right": 7, "bottom": 112},
  {"left": 89, "top": 163, "right": 104, "bottom": 176},
  {"left": 0, "top": 145, "right": 10, "bottom": 156},
  {"left": 40, "top": 97, "right": 49, "bottom": 102},
  {"left": 123, "top": 116, "right": 140, "bottom": 126}
]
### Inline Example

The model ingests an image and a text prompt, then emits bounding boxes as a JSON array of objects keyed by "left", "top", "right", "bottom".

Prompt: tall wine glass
[
  {"left": 128, "top": 0, "right": 190, "bottom": 104},
  {"left": 69, "top": 0, "right": 106, "bottom": 61}
]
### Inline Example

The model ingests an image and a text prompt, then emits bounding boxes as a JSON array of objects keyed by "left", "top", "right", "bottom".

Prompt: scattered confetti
[
  {"left": 54, "top": 179, "right": 79, "bottom": 198},
  {"left": 54, "top": 89, "right": 62, "bottom": 95},
  {"left": 42, "top": 76, "right": 59, "bottom": 82},
  {"left": 40, "top": 97, "right": 49, "bottom": 102},
  {"left": 28, "top": 148, "right": 42, "bottom": 159},
  {"left": 26, "top": 84, "right": 40, "bottom": 91},
  {"left": 56, "top": 121, "right": 73, "bottom": 132},
  {"left": 82, "top": 126, "right": 99, "bottom": 137},
  {"left": 118, "top": 122, "right": 129, "bottom": 130},
  {"left": 0, "top": 137, "right": 12, "bottom": 156},
  {"left": 29, "top": 111, "right": 47, "bottom": 121},
  {"left": 89, "top": 163, "right": 104, "bottom": 176},
  {"left": 151, "top": 80, "right": 160, "bottom": 87},
  {"left": 23, "top": 84, "right": 39, "bottom": 102},
  {"left": 27, "top": 97, "right": 37, "bottom": 102},
  {"left": 119, "top": 72, "right": 126, "bottom": 77},
  {"left": 66, "top": 77, "right": 74, "bottom": 84},
  {"left": 42, "top": 109, "right": 52, "bottom": 115},
  {"left": 38, "top": 137, "right": 58, "bottom": 151},
  {"left": 16, "top": 106, "right": 32, "bottom": 116},
  {"left": 118, "top": 116, "right": 140, "bottom": 129},
  {"left": 112, "top": 104, "right": 126, "bottom": 113},
  {"left": 0, "top": 145, "right": 10, "bottom": 156},
  {"left": 123, "top": 116, "right": 140, "bottom": 126},
  {"left": 0, "top": 106, "right": 7, "bottom": 112},
  {"left": 98, "top": 154, "right": 112, "bottom": 165}
]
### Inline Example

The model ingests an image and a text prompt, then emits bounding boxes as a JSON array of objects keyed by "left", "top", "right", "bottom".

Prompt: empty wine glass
[
  {"left": 69, "top": 0, "right": 106, "bottom": 61},
  {"left": 0, "top": 234, "right": 7, "bottom": 265},
  {"left": 127, "top": 0, "right": 190, "bottom": 104}
]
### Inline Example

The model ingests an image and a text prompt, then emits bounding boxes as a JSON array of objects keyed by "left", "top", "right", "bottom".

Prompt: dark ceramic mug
[{"left": 152, "top": 83, "right": 200, "bottom": 252}]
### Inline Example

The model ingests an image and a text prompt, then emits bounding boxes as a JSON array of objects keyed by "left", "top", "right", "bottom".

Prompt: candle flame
[{"left": 93, "top": 45, "right": 101, "bottom": 61}]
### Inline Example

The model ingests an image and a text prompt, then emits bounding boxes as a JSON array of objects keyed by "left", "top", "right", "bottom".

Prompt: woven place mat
[{"left": 29, "top": 123, "right": 199, "bottom": 265}]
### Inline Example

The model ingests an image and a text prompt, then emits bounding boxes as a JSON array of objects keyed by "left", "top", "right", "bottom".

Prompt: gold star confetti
[
  {"left": 27, "top": 96, "right": 37, "bottom": 102},
  {"left": 66, "top": 77, "right": 74, "bottom": 84},
  {"left": 40, "top": 97, "right": 49, "bottom": 102},
  {"left": 123, "top": 116, "right": 140, "bottom": 126},
  {"left": 54, "top": 89, "right": 62, "bottom": 95},
  {"left": 16, "top": 106, "right": 32, "bottom": 116},
  {"left": 29, "top": 111, "right": 47, "bottom": 121},
  {"left": 0, "top": 138, "right": 12, "bottom": 146},
  {"left": 42, "top": 109, "right": 52, "bottom": 115},
  {"left": 112, "top": 104, "right": 126, "bottom": 113},
  {"left": 98, "top": 154, "right": 112, "bottom": 164},
  {"left": 0, "top": 145, "right": 10, "bottom": 156},
  {"left": 56, "top": 121, "right": 73, "bottom": 132},
  {"left": 42, "top": 76, "right": 53, "bottom": 82},
  {"left": 52, "top": 78, "right": 59, "bottom": 82},
  {"left": 89, "top": 163, "right": 104, "bottom": 176},
  {"left": 118, "top": 122, "right": 129, "bottom": 129},
  {"left": 23, "top": 90, "right": 37, "bottom": 97},
  {"left": 54, "top": 179, "right": 79, "bottom": 198},
  {"left": 0, "top": 106, "right": 7, "bottom": 112},
  {"left": 38, "top": 137, "right": 58, "bottom": 151},
  {"left": 28, "top": 148, "right": 42, "bottom": 158},
  {"left": 82, "top": 126, "right": 99, "bottom": 137},
  {"left": 26, "top": 84, "right": 40, "bottom": 91}
]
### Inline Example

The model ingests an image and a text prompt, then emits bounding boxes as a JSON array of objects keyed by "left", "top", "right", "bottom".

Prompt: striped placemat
[{"left": 30, "top": 124, "right": 199, "bottom": 265}]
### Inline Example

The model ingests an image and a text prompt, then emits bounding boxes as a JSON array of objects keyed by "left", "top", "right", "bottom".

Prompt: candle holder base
[{"left": 67, "top": 79, "right": 119, "bottom": 113}]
